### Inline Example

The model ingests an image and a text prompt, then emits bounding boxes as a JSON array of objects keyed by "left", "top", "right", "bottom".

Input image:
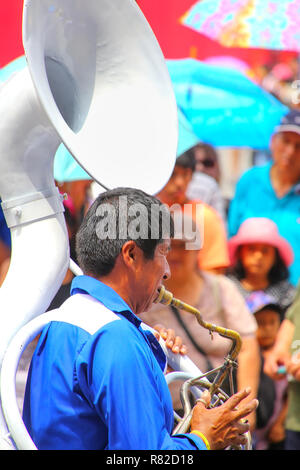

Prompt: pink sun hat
[{"left": 228, "top": 218, "right": 294, "bottom": 267}]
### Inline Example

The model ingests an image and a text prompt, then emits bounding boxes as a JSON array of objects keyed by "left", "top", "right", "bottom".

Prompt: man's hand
[
  {"left": 153, "top": 324, "right": 187, "bottom": 355},
  {"left": 268, "top": 421, "right": 285, "bottom": 444},
  {"left": 287, "top": 351, "right": 300, "bottom": 381},
  {"left": 190, "top": 388, "right": 258, "bottom": 450},
  {"left": 263, "top": 349, "right": 290, "bottom": 381},
  {"left": 263, "top": 319, "right": 294, "bottom": 381}
]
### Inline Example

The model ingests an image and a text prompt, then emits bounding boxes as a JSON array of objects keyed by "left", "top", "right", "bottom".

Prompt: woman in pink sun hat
[{"left": 227, "top": 218, "right": 296, "bottom": 315}]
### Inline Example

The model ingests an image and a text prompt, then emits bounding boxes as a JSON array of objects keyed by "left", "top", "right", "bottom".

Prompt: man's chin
[{"left": 144, "top": 291, "right": 160, "bottom": 312}]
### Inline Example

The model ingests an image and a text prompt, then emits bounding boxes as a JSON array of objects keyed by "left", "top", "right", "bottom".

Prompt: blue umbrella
[
  {"left": 53, "top": 145, "right": 91, "bottom": 183},
  {"left": 167, "top": 58, "right": 289, "bottom": 149},
  {"left": 0, "top": 56, "right": 27, "bottom": 83},
  {"left": 177, "top": 107, "right": 200, "bottom": 156}
]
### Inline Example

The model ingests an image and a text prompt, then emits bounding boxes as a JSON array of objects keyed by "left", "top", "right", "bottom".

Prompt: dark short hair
[
  {"left": 76, "top": 187, "right": 174, "bottom": 277},
  {"left": 195, "top": 143, "right": 218, "bottom": 162},
  {"left": 176, "top": 148, "right": 196, "bottom": 172}
]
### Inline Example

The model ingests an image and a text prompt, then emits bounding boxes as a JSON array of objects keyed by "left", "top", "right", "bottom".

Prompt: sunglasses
[{"left": 198, "top": 159, "right": 216, "bottom": 168}]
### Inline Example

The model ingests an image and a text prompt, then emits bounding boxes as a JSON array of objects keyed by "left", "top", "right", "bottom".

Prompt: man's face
[
  {"left": 157, "top": 165, "right": 192, "bottom": 205},
  {"left": 271, "top": 131, "right": 300, "bottom": 178},
  {"left": 134, "top": 239, "right": 171, "bottom": 314}
]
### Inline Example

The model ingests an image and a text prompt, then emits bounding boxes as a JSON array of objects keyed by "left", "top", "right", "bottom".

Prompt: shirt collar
[
  {"left": 268, "top": 161, "right": 300, "bottom": 196},
  {"left": 71, "top": 275, "right": 141, "bottom": 328},
  {"left": 294, "top": 183, "right": 300, "bottom": 195}
]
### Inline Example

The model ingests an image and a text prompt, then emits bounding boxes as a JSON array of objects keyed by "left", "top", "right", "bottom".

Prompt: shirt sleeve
[
  {"left": 286, "top": 283, "right": 300, "bottom": 324},
  {"left": 227, "top": 171, "right": 249, "bottom": 237},
  {"left": 197, "top": 203, "right": 230, "bottom": 271},
  {"left": 0, "top": 204, "right": 11, "bottom": 247},
  {"left": 75, "top": 320, "right": 207, "bottom": 450},
  {"left": 219, "top": 275, "right": 257, "bottom": 337}
]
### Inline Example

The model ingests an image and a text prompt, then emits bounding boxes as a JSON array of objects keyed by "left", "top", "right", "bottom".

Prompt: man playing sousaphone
[{"left": 23, "top": 188, "right": 258, "bottom": 450}]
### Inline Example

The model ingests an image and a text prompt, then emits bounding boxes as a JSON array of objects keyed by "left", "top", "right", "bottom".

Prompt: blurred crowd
[
  {"left": 247, "top": 56, "right": 300, "bottom": 110},
  {"left": 1, "top": 82, "right": 300, "bottom": 450}
]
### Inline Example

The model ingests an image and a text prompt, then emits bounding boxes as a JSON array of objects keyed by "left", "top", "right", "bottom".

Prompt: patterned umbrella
[
  {"left": 181, "top": 0, "right": 300, "bottom": 52},
  {"left": 167, "top": 58, "right": 288, "bottom": 149}
]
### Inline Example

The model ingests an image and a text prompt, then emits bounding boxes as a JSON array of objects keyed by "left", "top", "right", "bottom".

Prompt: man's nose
[
  {"left": 173, "top": 174, "right": 185, "bottom": 189},
  {"left": 163, "top": 260, "right": 171, "bottom": 281},
  {"left": 285, "top": 143, "right": 298, "bottom": 158}
]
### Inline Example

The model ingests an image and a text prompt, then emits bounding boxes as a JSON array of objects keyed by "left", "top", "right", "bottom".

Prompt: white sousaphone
[
  {"left": 0, "top": 0, "right": 247, "bottom": 451},
  {"left": 0, "top": 0, "right": 180, "bottom": 450}
]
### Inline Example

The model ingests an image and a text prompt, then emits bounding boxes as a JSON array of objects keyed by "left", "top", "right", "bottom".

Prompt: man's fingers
[
  {"left": 160, "top": 328, "right": 175, "bottom": 347},
  {"left": 233, "top": 399, "right": 259, "bottom": 421},
  {"left": 195, "top": 390, "right": 211, "bottom": 408},
  {"left": 235, "top": 419, "right": 250, "bottom": 435},
  {"left": 165, "top": 330, "right": 187, "bottom": 354},
  {"left": 223, "top": 420, "right": 250, "bottom": 449},
  {"left": 172, "top": 336, "right": 187, "bottom": 354},
  {"left": 227, "top": 387, "right": 252, "bottom": 410},
  {"left": 225, "top": 388, "right": 258, "bottom": 422},
  {"left": 230, "top": 432, "right": 249, "bottom": 448},
  {"left": 153, "top": 331, "right": 160, "bottom": 341},
  {"left": 152, "top": 325, "right": 187, "bottom": 354}
]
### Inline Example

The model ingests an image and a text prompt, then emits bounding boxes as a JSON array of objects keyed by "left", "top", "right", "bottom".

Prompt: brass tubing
[
  {"left": 155, "top": 286, "right": 242, "bottom": 359},
  {"left": 155, "top": 287, "right": 251, "bottom": 448},
  {"left": 155, "top": 286, "right": 243, "bottom": 396}
]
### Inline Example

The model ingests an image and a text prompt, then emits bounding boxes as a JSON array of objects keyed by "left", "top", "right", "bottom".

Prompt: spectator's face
[
  {"left": 194, "top": 146, "right": 220, "bottom": 182},
  {"left": 60, "top": 180, "right": 92, "bottom": 214},
  {"left": 157, "top": 165, "right": 192, "bottom": 205},
  {"left": 255, "top": 309, "right": 281, "bottom": 349},
  {"left": 271, "top": 131, "right": 300, "bottom": 179},
  {"left": 166, "top": 239, "right": 198, "bottom": 282},
  {"left": 239, "top": 243, "right": 276, "bottom": 279}
]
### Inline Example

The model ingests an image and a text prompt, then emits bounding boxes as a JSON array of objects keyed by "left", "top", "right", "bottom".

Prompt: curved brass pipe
[
  {"left": 155, "top": 286, "right": 243, "bottom": 409},
  {"left": 155, "top": 285, "right": 242, "bottom": 360},
  {"left": 155, "top": 287, "right": 250, "bottom": 448}
]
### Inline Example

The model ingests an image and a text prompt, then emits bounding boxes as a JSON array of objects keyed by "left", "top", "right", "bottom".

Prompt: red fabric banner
[
  {"left": 0, "top": 0, "right": 24, "bottom": 68},
  {"left": 0, "top": 0, "right": 296, "bottom": 69}
]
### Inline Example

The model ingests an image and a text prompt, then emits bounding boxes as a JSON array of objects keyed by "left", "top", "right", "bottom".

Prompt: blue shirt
[
  {"left": 0, "top": 204, "right": 11, "bottom": 247},
  {"left": 228, "top": 162, "right": 300, "bottom": 286},
  {"left": 23, "top": 275, "right": 206, "bottom": 450}
]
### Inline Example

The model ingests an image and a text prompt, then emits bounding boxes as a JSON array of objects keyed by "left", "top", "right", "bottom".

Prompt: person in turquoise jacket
[{"left": 228, "top": 109, "right": 300, "bottom": 287}]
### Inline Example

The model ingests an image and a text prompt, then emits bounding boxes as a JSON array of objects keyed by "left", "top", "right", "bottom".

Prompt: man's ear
[{"left": 121, "top": 240, "right": 141, "bottom": 268}]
